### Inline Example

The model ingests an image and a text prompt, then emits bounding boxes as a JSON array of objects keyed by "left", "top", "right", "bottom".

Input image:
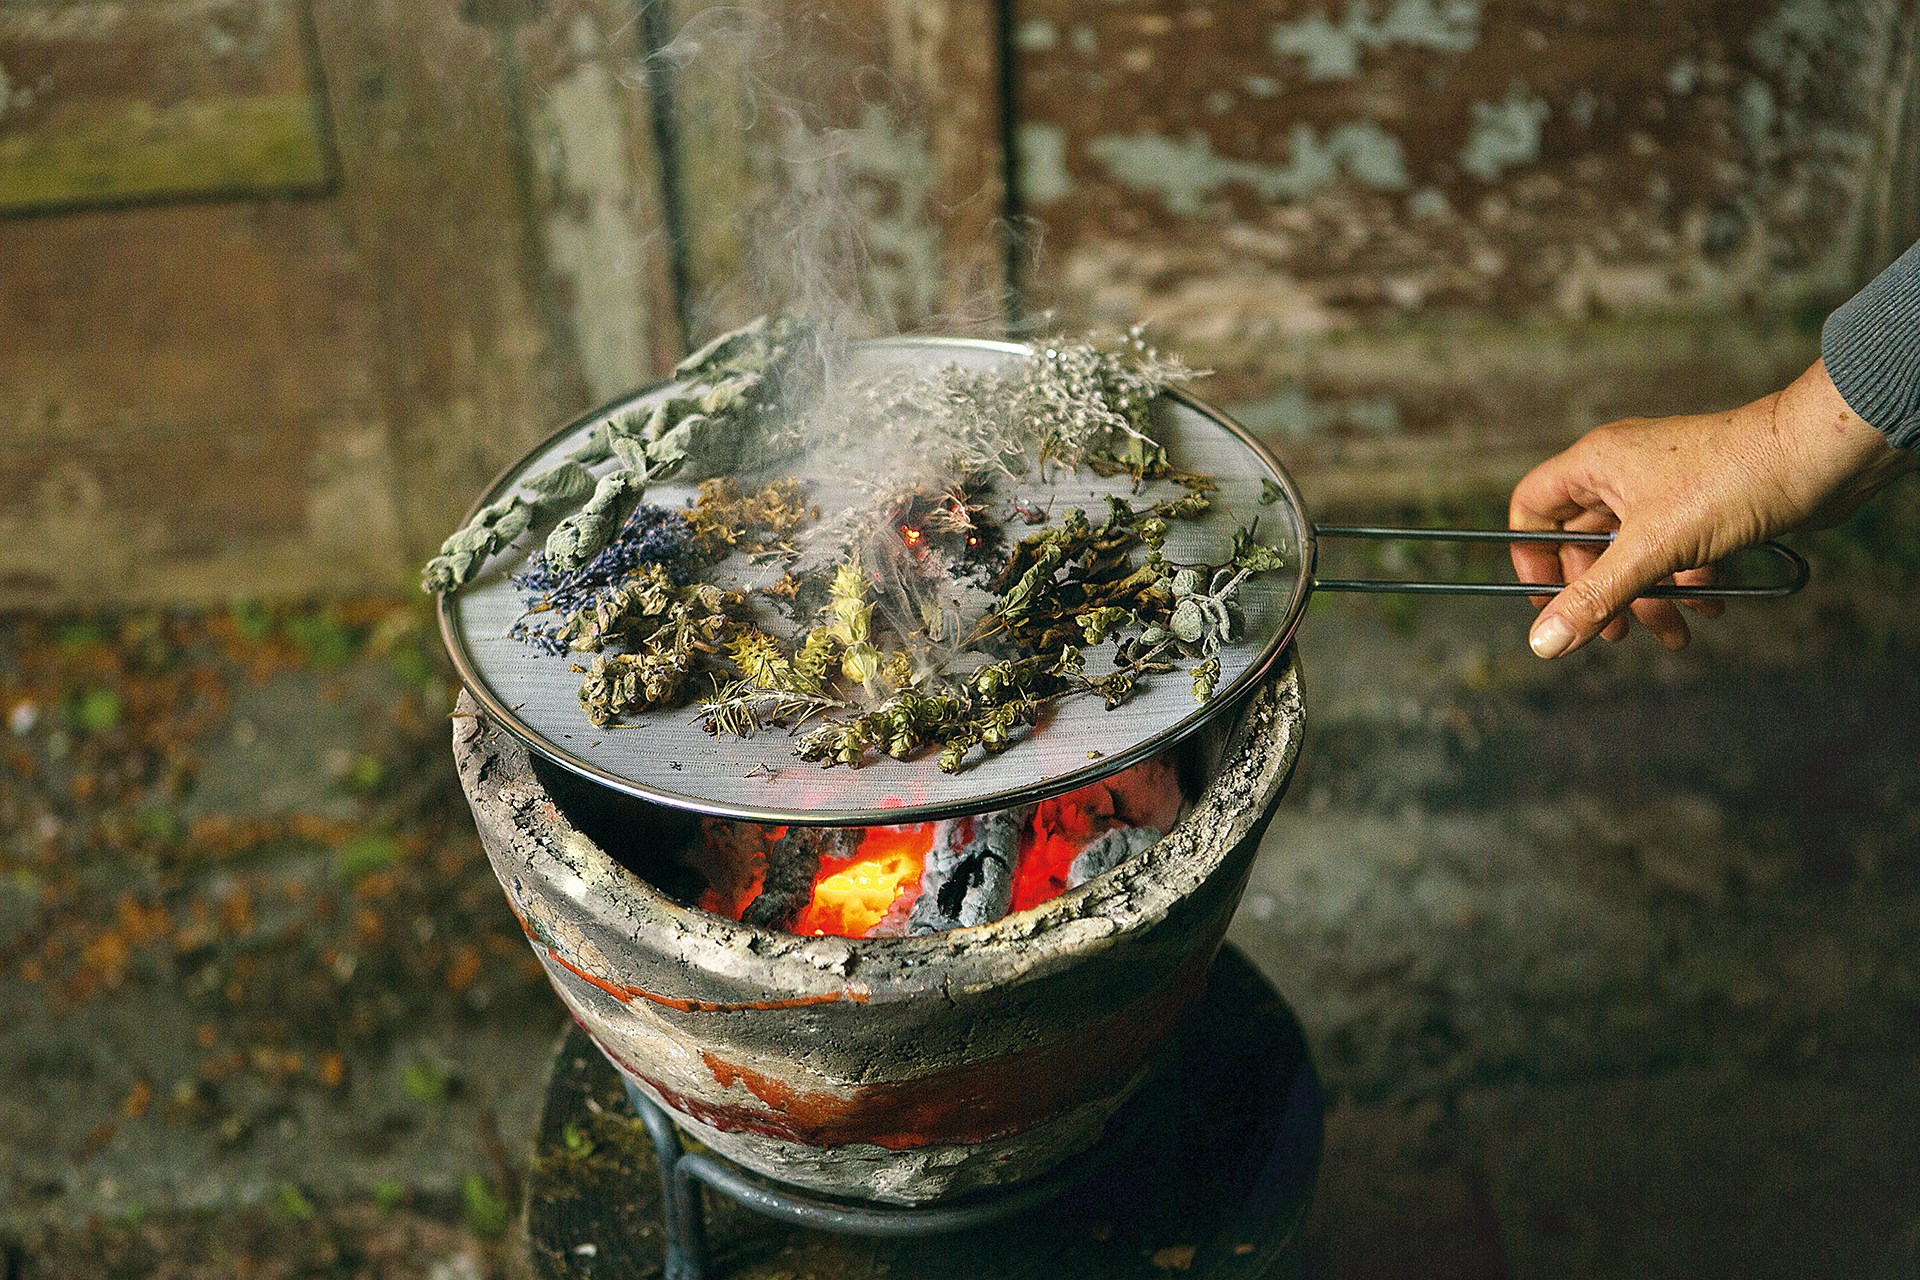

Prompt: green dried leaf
[
  {"left": 462, "top": 1173, "right": 510, "bottom": 1238},
  {"left": 524, "top": 460, "right": 598, "bottom": 501},
  {"left": 1192, "top": 655, "right": 1221, "bottom": 702},
  {"left": 422, "top": 494, "right": 537, "bottom": 593},
  {"left": 402, "top": 1063, "right": 453, "bottom": 1105},
  {"left": 273, "top": 1184, "right": 315, "bottom": 1223},
  {"left": 1230, "top": 525, "right": 1288, "bottom": 573},
  {"left": 73, "top": 687, "right": 121, "bottom": 735},
  {"left": 284, "top": 609, "right": 359, "bottom": 668},
  {"left": 544, "top": 469, "right": 645, "bottom": 574}
]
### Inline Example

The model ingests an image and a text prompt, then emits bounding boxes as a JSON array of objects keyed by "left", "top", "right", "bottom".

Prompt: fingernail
[{"left": 1530, "top": 615, "right": 1576, "bottom": 660}]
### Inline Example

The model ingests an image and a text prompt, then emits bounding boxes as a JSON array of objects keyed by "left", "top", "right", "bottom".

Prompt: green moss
[
  {"left": 230, "top": 600, "right": 277, "bottom": 644},
  {"left": 401, "top": 1061, "right": 455, "bottom": 1105},
  {"left": 342, "top": 754, "right": 386, "bottom": 796},
  {"left": 530, "top": 1103, "right": 661, "bottom": 1198},
  {"left": 338, "top": 835, "right": 403, "bottom": 881},
  {"left": 272, "top": 1184, "right": 316, "bottom": 1223},
  {"left": 72, "top": 687, "right": 122, "bottom": 735},
  {"left": 0, "top": 95, "right": 329, "bottom": 214},
  {"left": 282, "top": 609, "right": 361, "bottom": 668},
  {"left": 462, "top": 1173, "right": 510, "bottom": 1238},
  {"left": 54, "top": 620, "right": 111, "bottom": 650}
]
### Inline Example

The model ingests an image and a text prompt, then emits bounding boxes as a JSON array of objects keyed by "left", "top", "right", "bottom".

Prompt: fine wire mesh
[{"left": 440, "top": 337, "right": 1312, "bottom": 824}]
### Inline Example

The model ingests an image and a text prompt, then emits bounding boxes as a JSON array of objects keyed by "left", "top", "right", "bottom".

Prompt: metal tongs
[{"left": 1309, "top": 527, "right": 1809, "bottom": 598}]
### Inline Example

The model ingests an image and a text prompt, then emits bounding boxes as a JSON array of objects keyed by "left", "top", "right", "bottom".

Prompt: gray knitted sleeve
[{"left": 1821, "top": 238, "right": 1920, "bottom": 451}]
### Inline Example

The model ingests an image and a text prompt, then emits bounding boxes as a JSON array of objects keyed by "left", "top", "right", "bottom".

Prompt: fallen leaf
[{"left": 1152, "top": 1244, "right": 1197, "bottom": 1271}]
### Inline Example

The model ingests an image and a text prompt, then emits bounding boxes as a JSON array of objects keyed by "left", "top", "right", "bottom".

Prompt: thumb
[{"left": 1527, "top": 530, "right": 1675, "bottom": 659}]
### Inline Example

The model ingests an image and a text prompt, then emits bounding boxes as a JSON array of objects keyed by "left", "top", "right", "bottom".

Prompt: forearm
[{"left": 1823, "top": 238, "right": 1920, "bottom": 452}]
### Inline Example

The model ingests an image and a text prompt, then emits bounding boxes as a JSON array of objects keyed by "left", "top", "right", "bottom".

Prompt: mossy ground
[{"left": 0, "top": 598, "right": 557, "bottom": 1277}]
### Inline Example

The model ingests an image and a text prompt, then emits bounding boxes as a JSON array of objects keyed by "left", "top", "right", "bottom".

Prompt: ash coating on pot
[{"left": 438, "top": 337, "right": 1312, "bottom": 826}]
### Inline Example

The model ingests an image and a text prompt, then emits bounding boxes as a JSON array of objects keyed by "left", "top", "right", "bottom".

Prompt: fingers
[
  {"left": 1509, "top": 533, "right": 1566, "bottom": 596},
  {"left": 1508, "top": 461, "right": 1593, "bottom": 590},
  {"left": 1671, "top": 564, "right": 1725, "bottom": 620},
  {"left": 1626, "top": 595, "right": 1691, "bottom": 650},
  {"left": 1526, "top": 528, "right": 1680, "bottom": 659}
]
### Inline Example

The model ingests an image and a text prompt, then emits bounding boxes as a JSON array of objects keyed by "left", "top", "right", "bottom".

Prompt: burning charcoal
[
  {"left": 1065, "top": 825, "right": 1161, "bottom": 891},
  {"left": 1102, "top": 753, "right": 1185, "bottom": 833},
  {"left": 864, "top": 879, "right": 920, "bottom": 937},
  {"left": 1037, "top": 779, "right": 1116, "bottom": 842},
  {"left": 685, "top": 818, "right": 768, "bottom": 920},
  {"left": 907, "top": 806, "right": 1029, "bottom": 933},
  {"left": 742, "top": 827, "right": 860, "bottom": 931}
]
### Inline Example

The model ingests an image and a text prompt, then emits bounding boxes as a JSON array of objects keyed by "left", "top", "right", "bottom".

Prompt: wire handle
[{"left": 1310, "top": 526, "right": 1810, "bottom": 598}]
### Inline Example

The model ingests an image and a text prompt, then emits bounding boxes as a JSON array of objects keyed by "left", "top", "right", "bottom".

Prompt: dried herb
[
  {"left": 706, "top": 495, "right": 1278, "bottom": 770},
  {"left": 686, "top": 477, "right": 815, "bottom": 559},
  {"left": 421, "top": 495, "right": 540, "bottom": 594},
  {"left": 508, "top": 506, "right": 700, "bottom": 655},
  {"left": 574, "top": 580, "right": 749, "bottom": 726},
  {"left": 431, "top": 312, "right": 1291, "bottom": 763},
  {"left": 422, "top": 314, "right": 823, "bottom": 594},
  {"left": 544, "top": 468, "right": 647, "bottom": 575}
]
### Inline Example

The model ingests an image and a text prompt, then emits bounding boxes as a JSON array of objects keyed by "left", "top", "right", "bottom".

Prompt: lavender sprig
[{"left": 509, "top": 504, "right": 701, "bottom": 654}]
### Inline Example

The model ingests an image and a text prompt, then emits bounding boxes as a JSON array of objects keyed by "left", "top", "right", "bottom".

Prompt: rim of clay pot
[{"left": 467, "top": 649, "right": 1302, "bottom": 1005}]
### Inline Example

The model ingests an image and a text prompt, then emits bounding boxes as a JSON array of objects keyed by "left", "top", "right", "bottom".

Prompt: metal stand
[{"left": 621, "top": 1074, "right": 1158, "bottom": 1280}]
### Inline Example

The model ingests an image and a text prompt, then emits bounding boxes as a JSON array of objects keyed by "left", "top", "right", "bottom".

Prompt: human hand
[{"left": 1509, "top": 359, "right": 1915, "bottom": 658}]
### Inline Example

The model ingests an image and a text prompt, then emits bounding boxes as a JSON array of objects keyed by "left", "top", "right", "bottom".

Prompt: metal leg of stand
[{"left": 623, "top": 1079, "right": 710, "bottom": 1280}]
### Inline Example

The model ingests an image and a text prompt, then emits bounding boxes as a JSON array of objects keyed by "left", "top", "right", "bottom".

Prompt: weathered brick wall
[
  {"left": 1014, "top": 0, "right": 1920, "bottom": 504},
  {"left": 1, "top": 0, "right": 1913, "bottom": 604},
  {"left": 1, "top": 0, "right": 597, "bottom": 606}
]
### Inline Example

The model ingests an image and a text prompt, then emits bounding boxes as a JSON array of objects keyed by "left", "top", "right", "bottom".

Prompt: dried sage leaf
[
  {"left": 421, "top": 495, "right": 536, "bottom": 593},
  {"left": 545, "top": 470, "right": 645, "bottom": 574}
]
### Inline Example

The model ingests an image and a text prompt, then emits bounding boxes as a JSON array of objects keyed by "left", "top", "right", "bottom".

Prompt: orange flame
[
  {"left": 792, "top": 823, "right": 934, "bottom": 937},
  {"left": 1011, "top": 781, "right": 1120, "bottom": 912},
  {"left": 699, "top": 758, "right": 1179, "bottom": 936}
]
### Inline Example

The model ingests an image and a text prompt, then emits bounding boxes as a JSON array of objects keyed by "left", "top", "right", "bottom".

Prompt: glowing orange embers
[
  {"left": 792, "top": 823, "right": 934, "bottom": 937},
  {"left": 689, "top": 754, "right": 1185, "bottom": 938},
  {"left": 1013, "top": 777, "right": 1127, "bottom": 912}
]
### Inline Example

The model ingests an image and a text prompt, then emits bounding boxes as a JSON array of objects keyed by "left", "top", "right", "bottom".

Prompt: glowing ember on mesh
[{"left": 686, "top": 754, "right": 1186, "bottom": 937}]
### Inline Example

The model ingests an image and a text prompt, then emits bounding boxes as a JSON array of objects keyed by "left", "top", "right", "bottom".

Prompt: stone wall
[{"left": 1, "top": 0, "right": 1915, "bottom": 605}]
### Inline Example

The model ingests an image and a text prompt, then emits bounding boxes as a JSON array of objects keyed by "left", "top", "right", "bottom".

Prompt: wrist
[{"left": 1767, "top": 360, "right": 1914, "bottom": 530}]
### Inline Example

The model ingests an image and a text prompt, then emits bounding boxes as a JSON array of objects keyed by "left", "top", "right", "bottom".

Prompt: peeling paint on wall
[
  {"left": 1018, "top": 121, "right": 1071, "bottom": 205},
  {"left": 535, "top": 15, "right": 654, "bottom": 403},
  {"left": 1269, "top": 0, "right": 1480, "bottom": 82},
  {"left": 1457, "top": 84, "right": 1549, "bottom": 182},
  {"left": 0, "top": 0, "right": 334, "bottom": 213},
  {"left": 1014, "top": 18, "right": 1057, "bottom": 52},
  {"left": 1088, "top": 120, "right": 1408, "bottom": 214}
]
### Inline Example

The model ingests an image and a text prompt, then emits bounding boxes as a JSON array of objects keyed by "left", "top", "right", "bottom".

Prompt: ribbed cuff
[{"left": 1822, "top": 238, "right": 1920, "bottom": 452}]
